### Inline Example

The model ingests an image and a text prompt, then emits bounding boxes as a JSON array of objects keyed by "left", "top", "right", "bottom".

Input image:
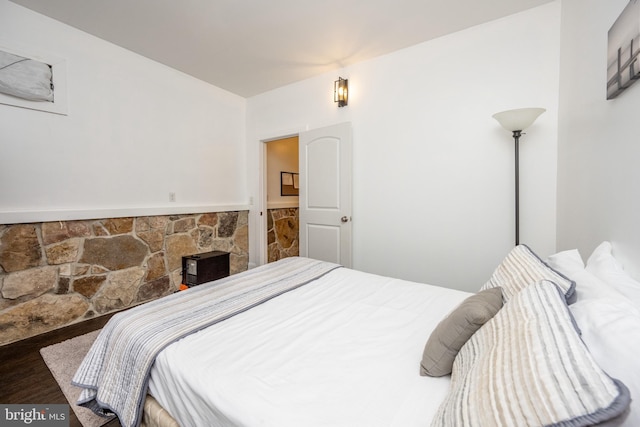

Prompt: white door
[{"left": 299, "top": 122, "right": 352, "bottom": 267}]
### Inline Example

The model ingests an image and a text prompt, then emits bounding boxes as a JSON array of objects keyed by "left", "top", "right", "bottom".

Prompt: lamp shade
[{"left": 492, "top": 108, "right": 545, "bottom": 131}]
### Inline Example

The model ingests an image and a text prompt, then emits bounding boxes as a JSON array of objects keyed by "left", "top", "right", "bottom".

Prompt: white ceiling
[{"left": 9, "top": 0, "right": 554, "bottom": 97}]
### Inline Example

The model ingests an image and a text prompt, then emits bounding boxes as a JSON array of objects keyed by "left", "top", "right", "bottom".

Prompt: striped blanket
[{"left": 72, "top": 257, "right": 341, "bottom": 427}]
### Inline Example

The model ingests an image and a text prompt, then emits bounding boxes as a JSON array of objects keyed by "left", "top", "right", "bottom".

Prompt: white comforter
[{"left": 149, "top": 266, "right": 470, "bottom": 427}]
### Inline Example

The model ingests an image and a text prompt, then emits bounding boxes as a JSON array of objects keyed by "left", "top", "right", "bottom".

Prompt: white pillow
[
  {"left": 546, "top": 248, "right": 585, "bottom": 275},
  {"left": 547, "top": 248, "right": 627, "bottom": 301},
  {"left": 571, "top": 266, "right": 627, "bottom": 302},
  {"left": 570, "top": 297, "right": 640, "bottom": 427},
  {"left": 587, "top": 241, "right": 640, "bottom": 304}
]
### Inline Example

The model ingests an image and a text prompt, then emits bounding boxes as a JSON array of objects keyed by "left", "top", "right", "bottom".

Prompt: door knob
[{"left": 341, "top": 216, "right": 349, "bottom": 223}]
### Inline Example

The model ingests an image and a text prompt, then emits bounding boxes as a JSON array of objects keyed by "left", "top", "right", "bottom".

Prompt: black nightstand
[{"left": 182, "top": 251, "right": 230, "bottom": 286}]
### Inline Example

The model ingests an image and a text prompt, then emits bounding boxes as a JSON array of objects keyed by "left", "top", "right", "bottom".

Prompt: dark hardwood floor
[{"left": 0, "top": 315, "right": 121, "bottom": 427}]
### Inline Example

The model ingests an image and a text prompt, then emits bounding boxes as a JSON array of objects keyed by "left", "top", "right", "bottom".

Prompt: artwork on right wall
[{"left": 607, "top": 0, "right": 640, "bottom": 99}]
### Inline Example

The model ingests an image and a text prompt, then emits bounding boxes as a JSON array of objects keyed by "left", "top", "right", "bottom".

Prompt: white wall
[
  {"left": 247, "top": 2, "right": 561, "bottom": 292},
  {"left": 266, "top": 137, "right": 299, "bottom": 209},
  {"left": 557, "top": 0, "right": 640, "bottom": 279},
  {"left": 0, "top": 1, "right": 568, "bottom": 291},
  {"left": 0, "top": 1, "right": 248, "bottom": 223}
]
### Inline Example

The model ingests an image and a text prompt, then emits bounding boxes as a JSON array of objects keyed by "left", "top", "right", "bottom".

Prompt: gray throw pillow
[{"left": 420, "top": 287, "right": 503, "bottom": 377}]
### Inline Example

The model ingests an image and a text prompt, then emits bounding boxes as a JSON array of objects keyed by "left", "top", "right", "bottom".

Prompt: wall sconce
[{"left": 334, "top": 77, "right": 348, "bottom": 107}]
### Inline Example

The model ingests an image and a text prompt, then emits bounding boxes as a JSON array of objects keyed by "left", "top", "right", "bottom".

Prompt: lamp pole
[
  {"left": 492, "top": 107, "right": 545, "bottom": 248},
  {"left": 512, "top": 130, "right": 522, "bottom": 246}
]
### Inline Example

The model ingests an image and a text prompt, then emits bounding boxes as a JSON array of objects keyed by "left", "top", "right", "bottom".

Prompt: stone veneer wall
[
  {"left": 0, "top": 211, "right": 248, "bottom": 345},
  {"left": 267, "top": 208, "right": 299, "bottom": 262}
]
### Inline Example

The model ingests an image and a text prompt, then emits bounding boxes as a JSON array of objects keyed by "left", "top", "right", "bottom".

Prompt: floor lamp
[{"left": 492, "top": 107, "right": 545, "bottom": 246}]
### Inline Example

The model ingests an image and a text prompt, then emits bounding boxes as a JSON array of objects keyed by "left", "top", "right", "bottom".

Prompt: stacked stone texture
[
  {"left": 267, "top": 208, "right": 299, "bottom": 262},
  {"left": 0, "top": 211, "right": 248, "bottom": 345}
]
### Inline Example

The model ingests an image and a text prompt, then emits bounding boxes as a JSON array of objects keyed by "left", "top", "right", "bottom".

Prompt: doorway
[
  {"left": 298, "top": 122, "right": 353, "bottom": 267},
  {"left": 265, "top": 136, "right": 300, "bottom": 263},
  {"left": 259, "top": 123, "right": 352, "bottom": 267}
]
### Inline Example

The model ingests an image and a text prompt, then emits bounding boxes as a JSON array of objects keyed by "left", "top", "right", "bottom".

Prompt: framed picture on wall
[
  {"left": 280, "top": 172, "right": 299, "bottom": 196},
  {"left": 0, "top": 41, "right": 67, "bottom": 114},
  {"left": 607, "top": 0, "right": 640, "bottom": 99}
]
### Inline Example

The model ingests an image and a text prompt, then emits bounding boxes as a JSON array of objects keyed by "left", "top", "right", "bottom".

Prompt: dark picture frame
[{"left": 280, "top": 172, "right": 299, "bottom": 196}]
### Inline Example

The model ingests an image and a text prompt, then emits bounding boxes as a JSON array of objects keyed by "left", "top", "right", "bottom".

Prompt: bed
[{"left": 73, "top": 244, "right": 639, "bottom": 427}]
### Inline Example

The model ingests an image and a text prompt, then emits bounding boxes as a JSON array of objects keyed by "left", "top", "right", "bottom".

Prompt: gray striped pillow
[
  {"left": 480, "top": 244, "right": 576, "bottom": 303},
  {"left": 432, "top": 280, "right": 630, "bottom": 427}
]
